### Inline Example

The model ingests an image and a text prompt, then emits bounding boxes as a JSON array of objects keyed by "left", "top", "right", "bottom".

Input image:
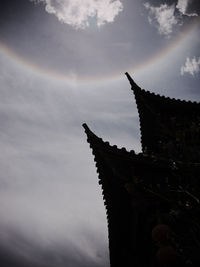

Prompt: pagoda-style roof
[
  {"left": 125, "top": 72, "right": 200, "bottom": 162},
  {"left": 83, "top": 123, "right": 200, "bottom": 267},
  {"left": 83, "top": 73, "right": 200, "bottom": 267}
]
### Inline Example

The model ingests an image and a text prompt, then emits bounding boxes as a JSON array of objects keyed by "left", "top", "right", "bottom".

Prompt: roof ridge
[
  {"left": 125, "top": 72, "right": 199, "bottom": 106},
  {"left": 82, "top": 123, "right": 136, "bottom": 156}
]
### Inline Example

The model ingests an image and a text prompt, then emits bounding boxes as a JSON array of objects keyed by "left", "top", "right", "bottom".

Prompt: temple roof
[
  {"left": 83, "top": 123, "right": 200, "bottom": 267},
  {"left": 83, "top": 123, "right": 200, "bottom": 195},
  {"left": 83, "top": 73, "right": 200, "bottom": 266},
  {"left": 83, "top": 123, "right": 171, "bottom": 267},
  {"left": 125, "top": 72, "right": 200, "bottom": 162}
]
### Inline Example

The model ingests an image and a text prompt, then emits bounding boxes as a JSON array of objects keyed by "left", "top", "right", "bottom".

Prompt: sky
[{"left": 0, "top": 0, "right": 200, "bottom": 266}]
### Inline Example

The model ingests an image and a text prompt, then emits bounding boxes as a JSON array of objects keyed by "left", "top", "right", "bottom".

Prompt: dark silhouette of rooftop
[{"left": 83, "top": 73, "right": 200, "bottom": 267}]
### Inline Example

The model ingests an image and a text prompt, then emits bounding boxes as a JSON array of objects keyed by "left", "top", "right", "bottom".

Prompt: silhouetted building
[{"left": 83, "top": 73, "right": 200, "bottom": 267}]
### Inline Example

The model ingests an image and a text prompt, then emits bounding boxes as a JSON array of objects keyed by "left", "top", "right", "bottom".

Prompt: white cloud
[
  {"left": 144, "top": 0, "right": 198, "bottom": 38},
  {"left": 177, "top": 0, "right": 188, "bottom": 14},
  {"left": 32, "top": 0, "right": 123, "bottom": 29},
  {"left": 176, "top": 0, "right": 197, "bottom": 17},
  {"left": 181, "top": 56, "right": 200, "bottom": 76},
  {"left": 144, "top": 3, "right": 178, "bottom": 37}
]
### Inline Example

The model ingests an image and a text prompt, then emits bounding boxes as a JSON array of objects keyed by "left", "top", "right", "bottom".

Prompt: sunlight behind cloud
[{"left": 31, "top": 0, "right": 123, "bottom": 29}]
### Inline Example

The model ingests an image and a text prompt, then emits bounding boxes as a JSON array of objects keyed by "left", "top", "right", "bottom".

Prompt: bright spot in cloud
[
  {"left": 32, "top": 0, "right": 123, "bottom": 29},
  {"left": 181, "top": 56, "right": 200, "bottom": 76}
]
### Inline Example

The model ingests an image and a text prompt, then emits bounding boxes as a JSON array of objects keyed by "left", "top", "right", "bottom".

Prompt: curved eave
[
  {"left": 82, "top": 123, "right": 136, "bottom": 158},
  {"left": 82, "top": 123, "right": 190, "bottom": 178},
  {"left": 125, "top": 72, "right": 200, "bottom": 154},
  {"left": 82, "top": 123, "right": 172, "bottom": 168},
  {"left": 83, "top": 123, "right": 200, "bottom": 266},
  {"left": 82, "top": 123, "right": 179, "bottom": 201},
  {"left": 125, "top": 72, "right": 200, "bottom": 107},
  {"left": 83, "top": 123, "right": 137, "bottom": 266},
  {"left": 83, "top": 123, "right": 200, "bottom": 184}
]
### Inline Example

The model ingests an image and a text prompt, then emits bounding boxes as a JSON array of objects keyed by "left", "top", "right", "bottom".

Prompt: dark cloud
[
  {"left": 0, "top": 228, "right": 107, "bottom": 267},
  {"left": 188, "top": 0, "right": 200, "bottom": 14}
]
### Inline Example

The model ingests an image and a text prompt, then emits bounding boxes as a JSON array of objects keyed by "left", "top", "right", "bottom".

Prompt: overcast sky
[{"left": 0, "top": 0, "right": 200, "bottom": 266}]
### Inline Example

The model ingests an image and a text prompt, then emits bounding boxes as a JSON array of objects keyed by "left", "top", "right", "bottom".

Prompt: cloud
[
  {"left": 176, "top": 0, "right": 189, "bottom": 14},
  {"left": 176, "top": 0, "right": 198, "bottom": 17},
  {"left": 144, "top": 2, "right": 178, "bottom": 37},
  {"left": 31, "top": 0, "right": 123, "bottom": 29},
  {"left": 144, "top": 0, "right": 198, "bottom": 38},
  {"left": 0, "top": 53, "right": 110, "bottom": 267},
  {"left": 181, "top": 56, "right": 200, "bottom": 76},
  {"left": 0, "top": 231, "right": 106, "bottom": 267}
]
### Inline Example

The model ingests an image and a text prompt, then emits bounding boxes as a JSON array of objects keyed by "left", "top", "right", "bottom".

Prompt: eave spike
[
  {"left": 82, "top": 123, "right": 100, "bottom": 141},
  {"left": 82, "top": 123, "right": 90, "bottom": 133},
  {"left": 82, "top": 123, "right": 95, "bottom": 137},
  {"left": 125, "top": 72, "right": 141, "bottom": 91}
]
